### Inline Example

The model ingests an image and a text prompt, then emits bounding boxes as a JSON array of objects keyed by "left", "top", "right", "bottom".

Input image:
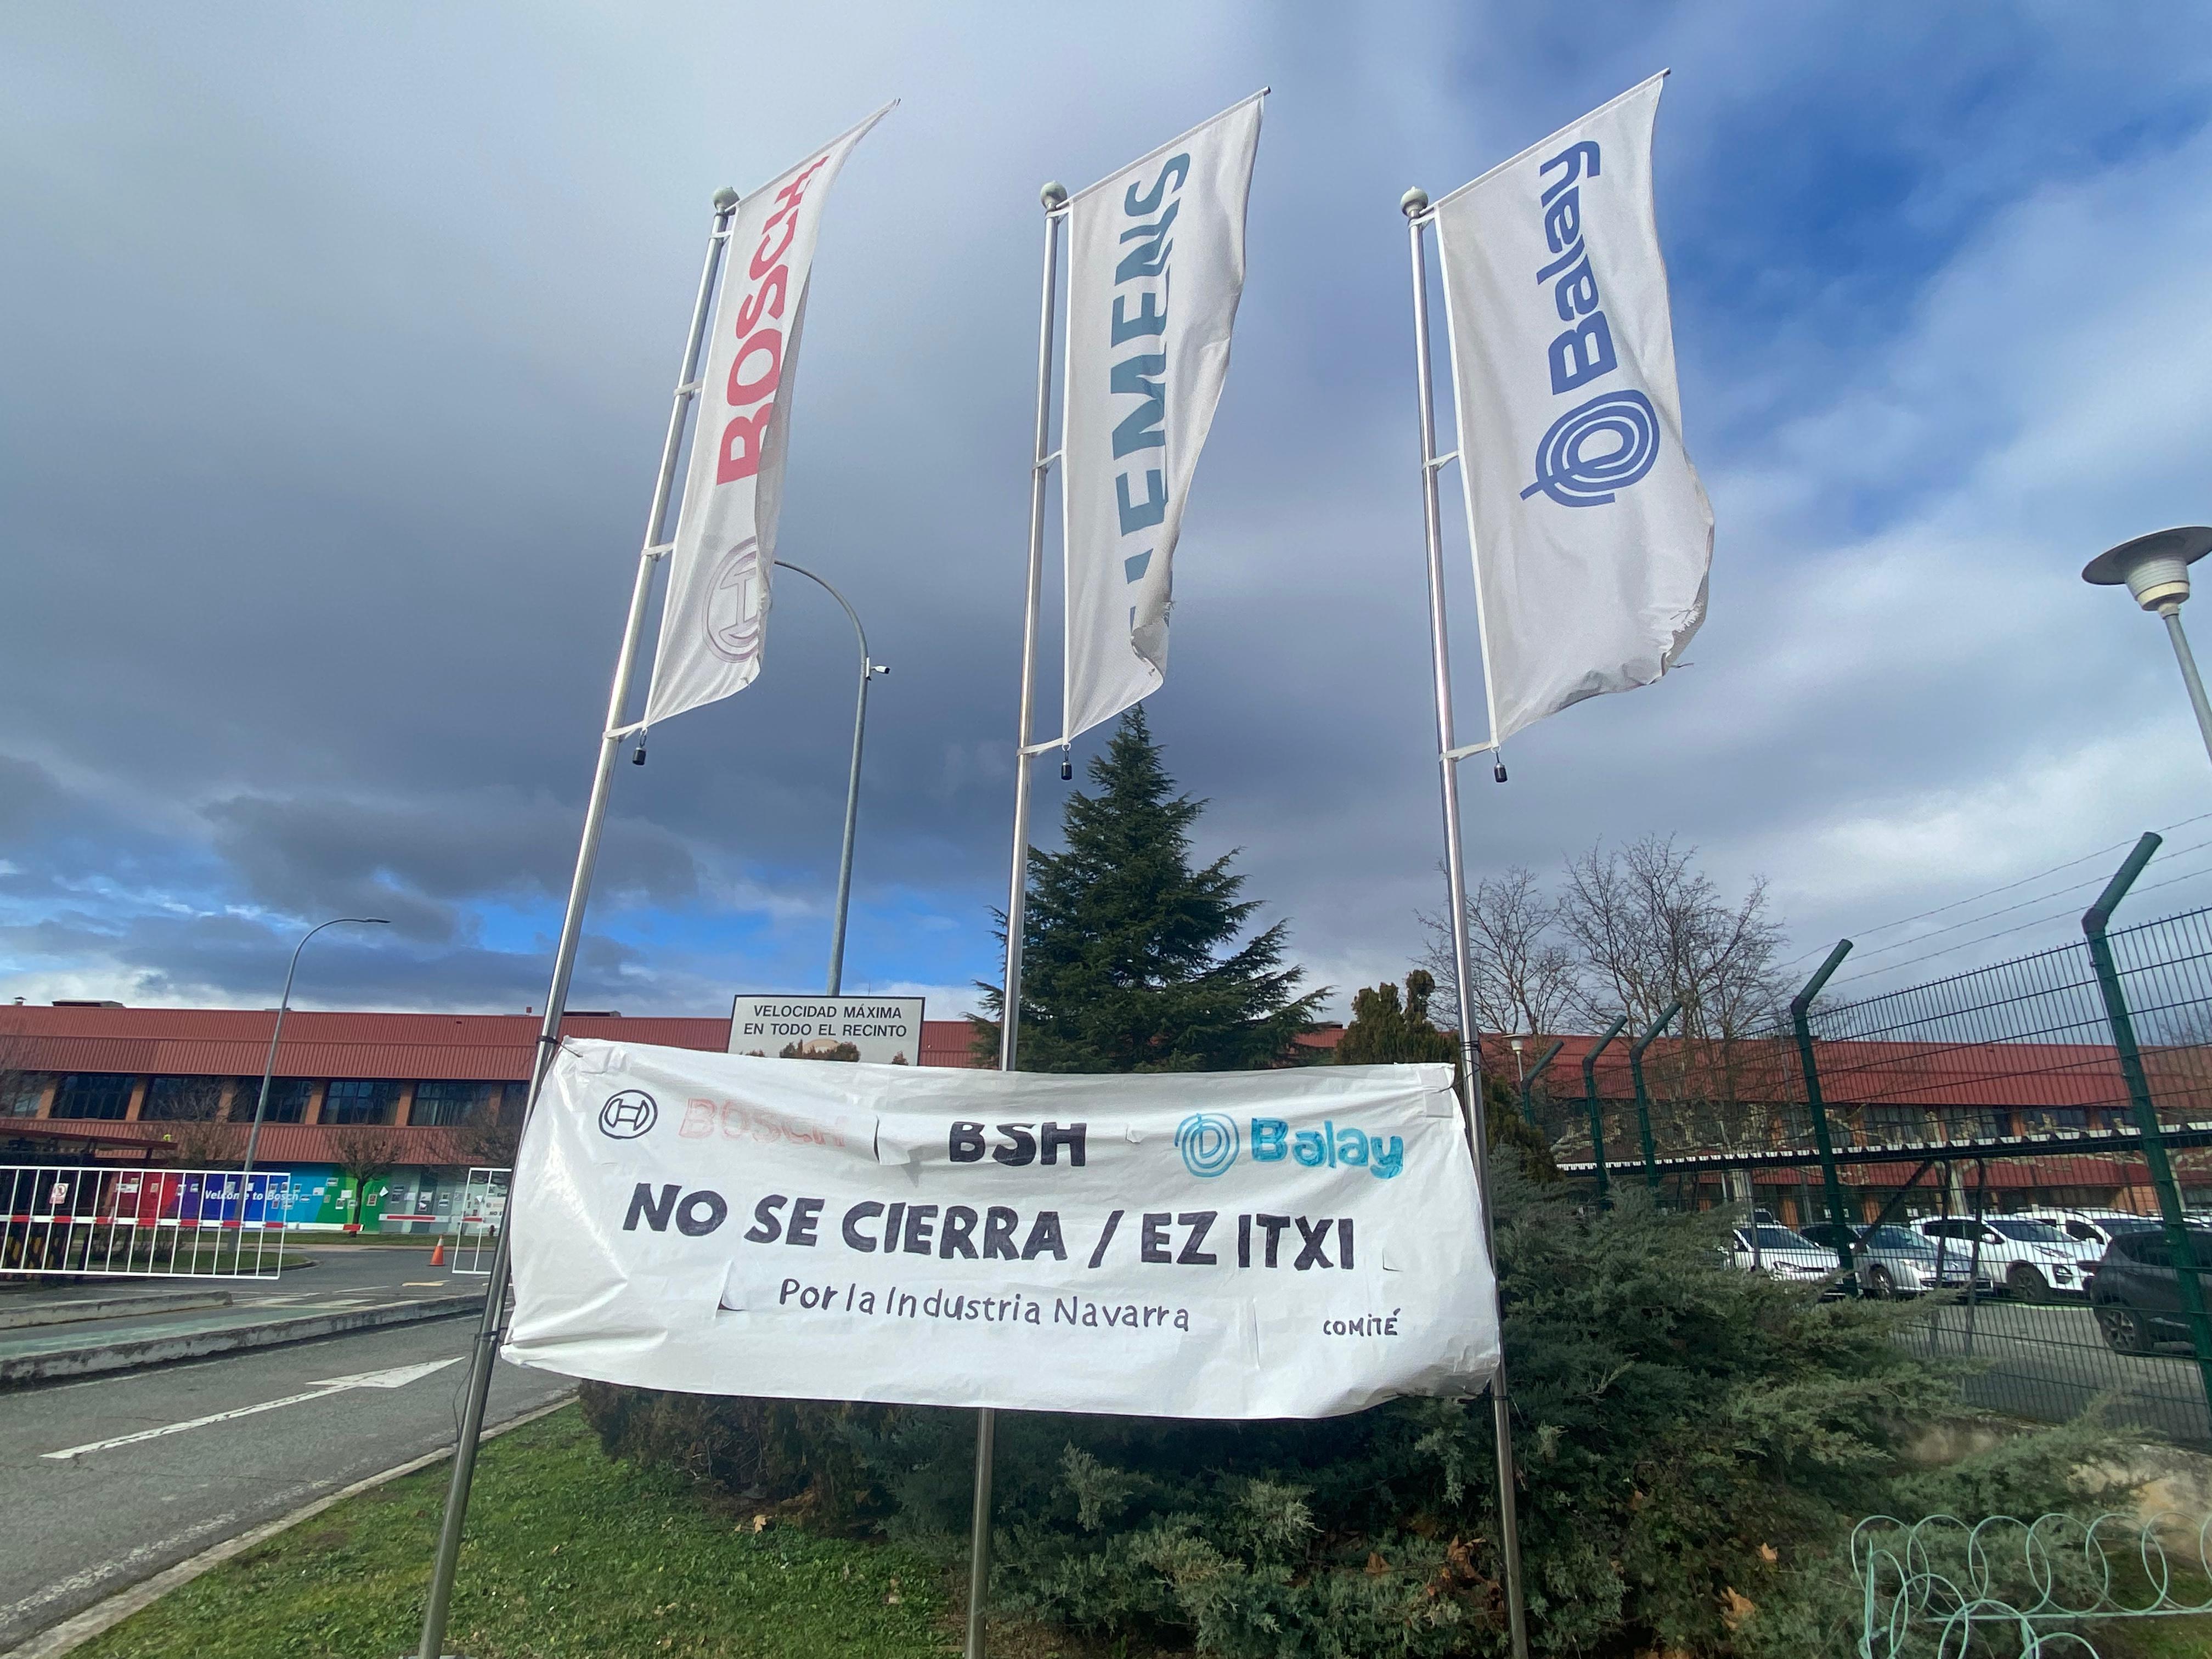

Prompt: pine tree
[
  {"left": 974, "top": 707, "right": 1323, "bottom": 1072},
  {"left": 1335, "top": 969, "right": 1458, "bottom": 1065}
]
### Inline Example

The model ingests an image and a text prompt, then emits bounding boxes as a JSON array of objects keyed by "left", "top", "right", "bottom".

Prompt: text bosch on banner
[
  {"left": 503, "top": 1040, "right": 1498, "bottom": 1419},
  {"left": 1058, "top": 92, "right": 1265, "bottom": 746},
  {"left": 1430, "top": 72, "right": 1712, "bottom": 749},
  {"left": 640, "top": 105, "right": 894, "bottom": 730}
]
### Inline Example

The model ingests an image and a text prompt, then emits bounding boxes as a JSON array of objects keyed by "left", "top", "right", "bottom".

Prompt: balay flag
[
  {"left": 1059, "top": 92, "right": 1265, "bottom": 747},
  {"left": 1431, "top": 73, "right": 1711, "bottom": 749},
  {"left": 641, "top": 105, "right": 894, "bottom": 730}
]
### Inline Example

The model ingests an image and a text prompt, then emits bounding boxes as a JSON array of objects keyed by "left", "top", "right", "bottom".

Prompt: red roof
[{"left": 0, "top": 1005, "right": 984, "bottom": 1081}]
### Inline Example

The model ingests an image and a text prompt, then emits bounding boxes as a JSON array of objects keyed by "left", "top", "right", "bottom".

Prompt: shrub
[{"left": 583, "top": 1170, "right": 2123, "bottom": 1656}]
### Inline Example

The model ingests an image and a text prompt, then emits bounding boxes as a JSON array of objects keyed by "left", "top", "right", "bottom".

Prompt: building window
[
  {"left": 229, "top": 1077, "right": 313, "bottom": 1124},
  {"left": 323, "top": 1079, "right": 399, "bottom": 1126},
  {"left": 142, "top": 1076, "right": 227, "bottom": 1121},
  {"left": 4, "top": 1074, "right": 47, "bottom": 1116},
  {"left": 52, "top": 1074, "right": 134, "bottom": 1120},
  {"left": 410, "top": 1080, "right": 492, "bottom": 1128}
]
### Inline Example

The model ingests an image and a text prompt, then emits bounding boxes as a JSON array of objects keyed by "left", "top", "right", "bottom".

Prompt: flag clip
[
  {"left": 1059, "top": 746, "right": 1073, "bottom": 782},
  {"left": 631, "top": 731, "right": 649, "bottom": 768}
]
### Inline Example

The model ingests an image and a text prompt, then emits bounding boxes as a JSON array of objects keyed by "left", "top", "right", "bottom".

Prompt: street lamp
[
  {"left": 2083, "top": 526, "right": 2212, "bottom": 768},
  {"left": 238, "top": 917, "right": 389, "bottom": 1222},
  {"left": 775, "top": 560, "right": 888, "bottom": 995}
]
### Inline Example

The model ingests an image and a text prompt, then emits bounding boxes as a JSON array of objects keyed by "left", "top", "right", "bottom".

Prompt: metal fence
[
  {"left": 1530, "top": 832, "right": 2212, "bottom": 1449},
  {"left": 1, "top": 1163, "right": 292, "bottom": 1278}
]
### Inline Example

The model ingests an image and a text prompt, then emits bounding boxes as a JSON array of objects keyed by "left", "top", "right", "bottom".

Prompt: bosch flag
[
  {"left": 1058, "top": 93, "right": 1265, "bottom": 746},
  {"left": 1431, "top": 74, "right": 1711, "bottom": 749},
  {"left": 504, "top": 1039, "right": 1497, "bottom": 1420},
  {"left": 640, "top": 105, "right": 893, "bottom": 730}
]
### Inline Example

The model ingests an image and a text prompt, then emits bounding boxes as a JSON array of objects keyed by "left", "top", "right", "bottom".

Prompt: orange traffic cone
[{"left": 429, "top": 1239, "right": 447, "bottom": 1267}]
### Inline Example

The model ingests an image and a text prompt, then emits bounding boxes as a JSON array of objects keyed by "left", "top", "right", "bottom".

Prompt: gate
[
  {"left": 1, "top": 1164, "right": 294, "bottom": 1278},
  {"left": 447, "top": 1166, "right": 509, "bottom": 1276}
]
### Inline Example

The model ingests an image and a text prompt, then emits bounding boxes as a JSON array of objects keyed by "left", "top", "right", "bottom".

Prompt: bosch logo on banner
[
  {"left": 599, "top": 1091, "right": 659, "bottom": 1140},
  {"left": 1521, "top": 138, "right": 1661, "bottom": 509}
]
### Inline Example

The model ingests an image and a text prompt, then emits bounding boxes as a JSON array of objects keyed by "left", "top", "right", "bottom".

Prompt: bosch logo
[
  {"left": 599, "top": 1091, "right": 659, "bottom": 1140},
  {"left": 1174, "top": 1113, "right": 1239, "bottom": 1178}
]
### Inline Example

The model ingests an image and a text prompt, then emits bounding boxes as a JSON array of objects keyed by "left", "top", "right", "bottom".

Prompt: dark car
[{"left": 2088, "top": 1226, "right": 2212, "bottom": 1353}]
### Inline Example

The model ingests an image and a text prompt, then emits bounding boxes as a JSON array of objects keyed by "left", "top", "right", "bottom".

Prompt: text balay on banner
[
  {"left": 1431, "top": 74, "right": 1711, "bottom": 750},
  {"left": 1058, "top": 92, "right": 1265, "bottom": 747},
  {"left": 641, "top": 105, "right": 894, "bottom": 730},
  {"left": 504, "top": 1039, "right": 1498, "bottom": 1420}
]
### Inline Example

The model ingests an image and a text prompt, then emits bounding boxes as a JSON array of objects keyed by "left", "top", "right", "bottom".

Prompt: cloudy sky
[{"left": 6, "top": 2, "right": 2212, "bottom": 1023}]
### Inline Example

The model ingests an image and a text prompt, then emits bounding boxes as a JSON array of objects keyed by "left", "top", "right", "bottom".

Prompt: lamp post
[
  {"left": 774, "top": 560, "right": 888, "bottom": 995},
  {"left": 239, "top": 917, "right": 388, "bottom": 1227},
  {"left": 2083, "top": 526, "right": 2212, "bottom": 769}
]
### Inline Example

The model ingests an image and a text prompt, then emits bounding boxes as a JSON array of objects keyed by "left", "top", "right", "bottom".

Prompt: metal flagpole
[
  {"left": 772, "top": 559, "right": 888, "bottom": 994},
  {"left": 1401, "top": 186, "right": 1532, "bottom": 1659},
  {"left": 966, "top": 178, "right": 1068, "bottom": 1659},
  {"left": 413, "top": 187, "right": 740, "bottom": 1659}
]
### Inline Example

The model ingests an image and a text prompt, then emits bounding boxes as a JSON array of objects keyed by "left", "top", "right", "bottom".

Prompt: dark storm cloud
[{"left": 5, "top": 2, "right": 2212, "bottom": 1014}]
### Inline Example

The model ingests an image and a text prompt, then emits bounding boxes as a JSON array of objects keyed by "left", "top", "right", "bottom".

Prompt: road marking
[
  {"left": 41, "top": 1358, "right": 463, "bottom": 1459},
  {"left": 402, "top": 1280, "right": 445, "bottom": 1287}
]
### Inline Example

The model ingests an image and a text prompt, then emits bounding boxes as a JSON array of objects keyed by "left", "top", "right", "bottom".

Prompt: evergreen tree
[
  {"left": 973, "top": 707, "right": 1323, "bottom": 1072},
  {"left": 1338, "top": 968, "right": 1556, "bottom": 1179},
  {"left": 1335, "top": 969, "right": 1458, "bottom": 1065}
]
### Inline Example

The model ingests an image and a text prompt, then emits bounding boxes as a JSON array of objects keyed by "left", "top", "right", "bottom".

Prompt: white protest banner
[
  {"left": 1058, "top": 92, "right": 1265, "bottom": 747},
  {"left": 1431, "top": 73, "right": 1711, "bottom": 749},
  {"left": 730, "top": 994, "right": 926, "bottom": 1065},
  {"left": 641, "top": 105, "right": 894, "bottom": 730},
  {"left": 504, "top": 1040, "right": 1497, "bottom": 1420}
]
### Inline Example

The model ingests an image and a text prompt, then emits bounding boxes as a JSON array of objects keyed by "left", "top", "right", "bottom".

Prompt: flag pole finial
[
  {"left": 1040, "top": 180, "right": 1068, "bottom": 210},
  {"left": 1401, "top": 187, "right": 1430, "bottom": 217},
  {"left": 712, "top": 187, "right": 739, "bottom": 212}
]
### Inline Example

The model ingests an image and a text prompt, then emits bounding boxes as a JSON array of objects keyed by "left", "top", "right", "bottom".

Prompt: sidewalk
[{"left": 0, "top": 1285, "right": 483, "bottom": 1386}]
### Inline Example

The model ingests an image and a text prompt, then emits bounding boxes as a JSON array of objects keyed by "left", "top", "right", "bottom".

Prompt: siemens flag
[
  {"left": 1058, "top": 92, "right": 1265, "bottom": 746},
  {"left": 1431, "top": 73, "right": 1711, "bottom": 750}
]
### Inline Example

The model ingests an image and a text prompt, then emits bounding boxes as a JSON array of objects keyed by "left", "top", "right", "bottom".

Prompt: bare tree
[
  {"left": 329, "top": 1126, "right": 407, "bottom": 1228},
  {"left": 1557, "top": 836, "right": 1792, "bottom": 1158},
  {"left": 141, "top": 1076, "right": 234, "bottom": 1167},
  {"left": 1418, "top": 866, "right": 1582, "bottom": 1039}
]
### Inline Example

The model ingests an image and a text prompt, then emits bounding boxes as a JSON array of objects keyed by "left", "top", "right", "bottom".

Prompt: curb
[
  {"left": 0, "top": 1292, "right": 235, "bottom": 1333},
  {"left": 0, "top": 1294, "right": 484, "bottom": 1387},
  {"left": 3, "top": 1395, "right": 578, "bottom": 1659}
]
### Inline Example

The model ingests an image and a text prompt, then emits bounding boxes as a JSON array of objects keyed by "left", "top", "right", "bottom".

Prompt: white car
[
  {"left": 1914, "top": 1215, "right": 2090, "bottom": 1301},
  {"left": 2019, "top": 1209, "right": 2162, "bottom": 1254},
  {"left": 1726, "top": 1224, "right": 1844, "bottom": 1289}
]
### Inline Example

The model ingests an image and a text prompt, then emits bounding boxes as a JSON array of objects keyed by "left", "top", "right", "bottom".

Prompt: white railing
[
  {"left": 447, "top": 1166, "right": 510, "bottom": 1276},
  {"left": 1, "top": 1164, "right": 294, "bottom": 1279}
]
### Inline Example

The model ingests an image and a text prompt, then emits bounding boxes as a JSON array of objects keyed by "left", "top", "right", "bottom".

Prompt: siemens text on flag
[
  {"left": 1059, "top": 92, "right": 1265, "bottom": 746},
  {"left": 1430, "top": 73, "right": 1711, "bottom": 749},
  {"left": 640, "top": 105, "right": 894, "bottom": 731},
  {"left": 504, "top": 1039, "right": 1498, "bottom": 1419}
]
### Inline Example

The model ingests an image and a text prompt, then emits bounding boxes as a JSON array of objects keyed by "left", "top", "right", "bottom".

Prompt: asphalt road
[
  {"left": 0, "top": 1294, "right": 573, "bottom": 1651},
  {"left": 1, "top": 1242, "right": 495, "bottom": 1314},
  {"left": 1899, "top": 1297, "right": 2212, "bottom": 1444}
]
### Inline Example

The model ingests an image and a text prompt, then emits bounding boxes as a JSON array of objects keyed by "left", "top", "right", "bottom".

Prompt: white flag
[
  {"left": 641, "top": 106, "right": 893, "bottom": 731},
  {"left": 1431, "top": 73, "right": 1711, "bottom": 749},
  {"left": 1059, "top": 93, "right": 1264, "bottom": 746}
]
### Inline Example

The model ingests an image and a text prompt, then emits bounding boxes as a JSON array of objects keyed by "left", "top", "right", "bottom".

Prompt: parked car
[
  {"left": 1798, "top": 1221, "right": 1993, "bottom": 1298},
  {"left": 2088, "top": 1227, "right": 2212, "bottom": 1353},
  {"left": 2019, "top": 1209, "right": 2163, "bottom": 1252},
  {"left": 1725, "top": 1224, "right": 1843, "bottom": 1288},
  {"left": 1912, "top": 1215, "right": 2089, "bottom": 1301}
]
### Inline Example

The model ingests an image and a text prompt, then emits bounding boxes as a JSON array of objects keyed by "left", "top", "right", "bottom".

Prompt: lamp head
[{"left": 2083, "top": 526, "right": 2212, "bottom": 615}]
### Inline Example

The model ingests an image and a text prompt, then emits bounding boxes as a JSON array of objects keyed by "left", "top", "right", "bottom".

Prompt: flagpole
[
  {"left": 1402, "top": 187, "right": 1531, "bottom": 1659},
  {"left": 965, "top": 178, "right": 1068, "bottom": 1659},
  {"left": 413, "top": 187, "right": 740, "bottom": 1659}
]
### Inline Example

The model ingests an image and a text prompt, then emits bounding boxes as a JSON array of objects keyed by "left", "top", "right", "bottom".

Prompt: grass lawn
[{"left": 76, "top": 1406, "right": 957, "bottom": 1659}]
